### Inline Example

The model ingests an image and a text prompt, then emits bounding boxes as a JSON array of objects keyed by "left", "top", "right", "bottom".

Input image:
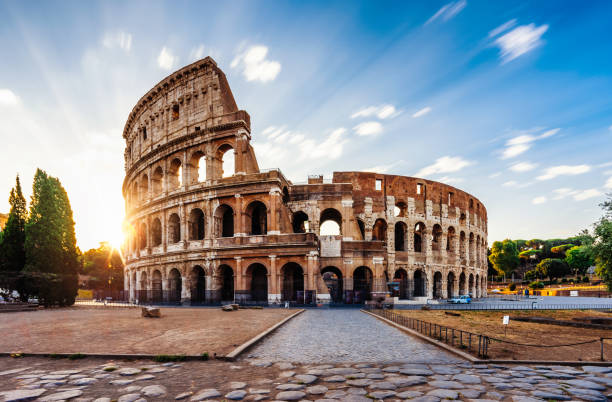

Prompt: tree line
[{"left": 488, "top": 193, "right": 612, "bottom": 290}]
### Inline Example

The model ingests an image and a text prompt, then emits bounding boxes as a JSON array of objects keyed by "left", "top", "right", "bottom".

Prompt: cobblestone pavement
[
  {"left": 1, "top": 357, "right": 611, "bottom": 401},
  {"left": 245, "top": 310, "right": 461, "bottom": 364}
]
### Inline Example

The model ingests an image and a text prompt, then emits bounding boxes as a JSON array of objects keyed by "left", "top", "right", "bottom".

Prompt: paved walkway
[{"left": 245, "top": 309, "right": 461, "bottom": 364}]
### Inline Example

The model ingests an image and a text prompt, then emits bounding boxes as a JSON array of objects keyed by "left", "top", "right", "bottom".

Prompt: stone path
[
  {"left": 245, "top": 310, "right": 461, "bottom": 364},
  {"left": 1, "top": 358, "right": 611, "bottom": 401}
]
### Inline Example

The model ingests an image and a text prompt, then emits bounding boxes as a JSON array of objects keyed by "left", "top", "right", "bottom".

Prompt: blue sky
[{"left": 1, "top": 0, "right": 611, "bottom": 250}]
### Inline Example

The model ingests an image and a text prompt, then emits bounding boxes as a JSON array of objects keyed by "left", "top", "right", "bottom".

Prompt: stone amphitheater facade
[{"left": 122, "top": 57, "right": 488, "bottom": 305}]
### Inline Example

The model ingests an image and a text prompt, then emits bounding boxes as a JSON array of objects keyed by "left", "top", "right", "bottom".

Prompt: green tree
[
  {"left": 79, "top": 242, "right": 124, "bottom": 291},
  {"left": 488, "top": 239, "right": 519, "bottom": 277},
  {"left": 0, "top": 176, "right": 28, "bottom": 298},
  {"left": 535, "top": 258, "right": 569, "bottom": 281},
  {"left": 565, "top": 245, "right": 594, "bottom": 276},
  {"left": 24, "top": 169, "right": 79, "bottom": 306},
  {"left": 592, "top": 218, "right": 612, "bottom": 291}
]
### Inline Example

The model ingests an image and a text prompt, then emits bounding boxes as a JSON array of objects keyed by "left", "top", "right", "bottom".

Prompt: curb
[
  {"left": 363, "top": 310, "right": 612, "bottom": 366},
  {"left": 224, "top": 309, "right": 305, "bottom": 361}
]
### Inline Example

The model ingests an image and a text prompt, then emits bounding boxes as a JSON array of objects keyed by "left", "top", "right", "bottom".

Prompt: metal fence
[{"left": 393, "top": 303, "right": 612, "bottom": 311}]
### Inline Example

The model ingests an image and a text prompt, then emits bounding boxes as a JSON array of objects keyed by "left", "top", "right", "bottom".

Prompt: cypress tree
[{"left": 0, "top": 175, "right": 27, "bottom": 299}]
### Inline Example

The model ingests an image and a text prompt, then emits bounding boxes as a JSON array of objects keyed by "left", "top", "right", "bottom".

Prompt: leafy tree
[
  {"left": 535, "top": 258, "right": 569, "bottom": 281},
  {"left": 0, "top": 176, "right": 27, "bottom": 298},
  {"left": 565, "top": 245, "right": 594, "bottom": 276},
  {"left": 524, "top": 270, "right": 538, "bottom": 281},
  {"left": 550, "top": 244, "right": 575, "bottom": 256},
  {"left": 592, "top": 218, "right": 612, "bottom": 291},
  {"left": 488, "top": 239, "right": 519, "bottom": 277},
  {"left": 24, "top": 169, "right": 79, "bottom": 306},
  {"left": 513, "top": 239, "right": 529, "bottom": 251},
  {"left": 79, "top": 242, "right": 124, "bottom": 291}
]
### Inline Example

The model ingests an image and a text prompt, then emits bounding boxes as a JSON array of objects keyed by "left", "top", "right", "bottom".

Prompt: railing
[{"left": 393, "top": 302, "right": 612, "bottom": 311}]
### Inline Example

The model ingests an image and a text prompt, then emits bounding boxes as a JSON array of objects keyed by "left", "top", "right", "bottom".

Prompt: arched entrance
[
  {"left": 393, "top": 269, "right": 408, "bottom": 299},
  {"left": 281, "top": 263, "right": 304, "bottom": 303},
  {"left": 469, "top": 273, "right": 475, "bottom": 297},
  {"left": 152, "top": 270, "right": 162, "bottom": 303},
  {"left": 215, "top": 205, "right": 234, "bottom": 237},
  {"left": 459, "top": 272, "right": 467, "bottom": 295},
  {"left": 447, "top": 272, "right": 456, "bottom": 298},
  {"left": 246, "top": 201, "right": 267, "bottom": 235},
  {"left": 190, "top": 266, "right": 206, "bottom": 304},
  {"left": 168, "top": 268, "right": 182, "bottom": 303},
  {"left": 353, "top": 266, "right": 373, "bottom": 303},
  {"left": 414, "top": 269, "right": 426, "bottom": 297},
  {"left": 139, "top": 271, "right": 148, "bottom": 302},
  {"left": 219, "top": 265, "right": 234, "bottom": 302},
  {"left": 321, "top": 266, "right": 343, "bottom": 303},
  {"left": 433, "top": 271, "right": 443, "bottom": 299},
  {"left": 247, "top": 264, "right": 268, "bottom": 302}
]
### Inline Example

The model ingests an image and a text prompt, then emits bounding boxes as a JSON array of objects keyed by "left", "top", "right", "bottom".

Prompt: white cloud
[
  {"left": 231, "top": 45, "right": 281, "bottom": 83},
  {"left": 573, "top": 189, "right": 602, "bottom": 201},
  {"left": 415, "top": 156, "right": 473, "bottom": 177},
  {"left": 605, "top": 177, "right": 612, "bottom": 189},
  {"left": 412, "top": 106, "right": 432, "bottom": 118},
  {"left": 157, "top": 47, "right": 177, "bottom": 70},
  {"left": 553, "top": 188, "right": 575, "bottom": 200},
  {"left": 102, "top": 31, "right": 132, "bottom": 52},
  {"left": 489, "top": 19, "right": 517, "bottom": 38},
  {"left": 494, "top": 23, "right": 549, "bottom": 63},
  {"left": 354, "top": 121, "right": 383, "bottom": 136},
  {"left": 532, "top": 196, "right": 547, "bottom": 205},
  {"left": 189, "top": 44, "right": 206, "bottom": 61},
  {"left": 536, "top": 164, "right": 591, "bottom": 180},
  {"left": 509, "top": 161, "right": 538, "bottom": 172},
  {"left": 503, "top": 180, "right": 518, "bottom": 187},
  {"left": 350, "top": 104, "right": 398, "bottom": 119},
  {"left": 502, "top": 144, "right": 530, "bottom": 159},
  {"left": 436, "top": 176, "right": 464, "bottom": 185},
  {"left": 539, "top": 128, "right": 560, "bottom": 138},
  {"left": 500, "top": 128, "right": 559, "bottom": 159},
  {"left": 489, "top": 172, "right": 502, "bottom": 178},
  {"left": 0, "top": 89, "right": 19, "bottom": 106},
  {"left": 426, "top": 0, "right": 467, "bottom": 25}
]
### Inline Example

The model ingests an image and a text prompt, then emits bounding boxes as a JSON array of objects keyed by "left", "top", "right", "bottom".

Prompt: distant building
[{"left": 0, "top": 213, "right": 8, "bottom": 231}]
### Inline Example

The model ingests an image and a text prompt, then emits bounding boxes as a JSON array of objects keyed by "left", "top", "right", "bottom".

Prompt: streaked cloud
[
  {"left": 493, "top": 23, "right": 549, "bottom": 63},
  {"left": 102, "top": 30, "right": 132, "bottom": 52},
  {"left": 488, "top": 172, "right": 502, "bottom": 178},
  {"left": 488, "top": 19, "right": 517, "bottom": 38},
  {"left": 573, "top": 188, "right": 602, "bottom": 201},
  {"left": 537, "top": 165, "right": 591, "bottom": 180},
  {"left": 532, "top": 196, "right": 547, "bottom": 205},
  {"left": 509, "top": 161, "right": 538, "bottom": 172},
  {"left": 351, "top": 104, "right": 398, "bottom": 119},
  {"left": 157, "top": 46, "right": 177, "bottom": 70},
  {"left": 364, "top": 160, "right": 405, "bottom": 174},
  {"left": 231, "top": 45, "right": 281, "bottom": 83},
  {"left": 415, "top": 156, "right": 473, "bottom": 177},
  {"left": 500, "top": 128, "right": 559, "bottom": 159},
  {"left": 189, "top": 44, "right": 206, "bottom": 61},
  {"left": 426, "top": 0, "right": 467, "bottom": 25},
  {"left": 437, "top": 176, "right": 464, "bottom": 185},
  {"left": 0, "top": 89, "right": 19, "bottom": 106},
  {"left": 605, "top": 177, "right": 612, "bottom": 189},
  {"left": 412, "top": 106, "right": 432, "bottom": 118},
  {"left": 354, "top": 121, "right": 383, "bottom": 136}
]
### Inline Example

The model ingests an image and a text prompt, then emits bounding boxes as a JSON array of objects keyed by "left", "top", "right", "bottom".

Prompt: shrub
[
  {"left": 509, "top": 283, "right": 517, "bottom": 291},
  {"left": 153, "top": 354, "right": 186, "bottom": 363},
  {"left": 582, "top": 276, "right": 590, "bottom": 283},
  {"left": 68, "top": 353, "right": 85, "bottom": 360},
  {"left": 200, "top": 352, "right": 209, "bottom": 361},
  {"left": 528, "top": 281, "right": 544, "bottom": 289}
]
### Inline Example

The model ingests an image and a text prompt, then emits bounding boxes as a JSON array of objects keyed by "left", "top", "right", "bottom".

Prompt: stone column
[
  {"left": 269, "top": 255, "right": 279, "bottom": 301},
  {"left": 181, "top": 149, "right": 188, "bottom": 189},
  {"left": 268, "top": 188, "right": 281, "bottom": 234},
  {"left": 341, "top": 199, "right": 353, "bottom": 240},
  {"left": 441, "top": 278, "right": 448, "bottom": 299},
  {"left": 307, "top": 253, "right": 318, "bottom": 293},
  {"left": 235, "top": 194, "right": 244, "bottom": 236},
  {"left": 235, "top": 257, "right": 244, "bottom": 302},
  {"left": 181, "top": 269, "right": 191, "bottom": 305}
]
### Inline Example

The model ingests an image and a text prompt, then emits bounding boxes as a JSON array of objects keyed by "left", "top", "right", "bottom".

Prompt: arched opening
[
  {"left": 281, "top": 263, "right": 304, "bottom": 303},
  {"left": 395, "top": 222, "right": 407, "bottom": 251},
  {"left": 190, "top": 151, "right": 206, "bottom": 183},
  {"left": 372, "top": 218, "right": 387, "bottom": 242},
  {"left": 140, "top": 174, "right": 149, "bottom": 200},
  {"left": 414, "top": 269, "right": 426, "bottom": 297},
  {"left": 447, "top": 226, "right": 456, "bottom": 253},
  {"left": 394, "top": 201, "right": 407, "bottom": 217},
  {"left": 475, "top": 274, "right": 480, "bottom": 298},
  {"left": 139, "top": 223, "right": 147, "bottom": 250},
  {"left": 282, "top": 187, "right": 290, "bottom": 203},
  {"left": 139, "top": 271, "right": 148, "bottom": 302},
  {"left": 460, "top": 231, "right": 467, "bottom": 262},
  {"left": 168, "top": 268, "right": 182, "bottom": 303},
  {"left": 218, "top": 144, "right": 235, "bottom": 178},
  {"left": 292, "top": 211, "right": 309, "bottom": 233},
  {"left": 320, "top": 208, "right": 342, "bottom": 235},
  {"left": 152, "top": 270, "right": 162, "bottom": 302},
  {"left": 321, "top": 266, "right": 343, "bottom": 303},
  {"left": 169, "top": 158, "right": 182, "bottom": 189},
  {"left": 152, "top": 166, "right": 163, "bottom": 194},
  {"left": 168, "top": 213, "right": 181, "bottom": 243},
  {"left": 189, "top": 208, "right": 205, "bottom": 240},
  {"left": 460, "top": 213, "right": 466, "bottom": 225},
  {"left": 469, "top": 273, "right": 474, "bottom": 296},
  {"left": 414, "top": 222, "right": 425, "bottom": 252},
  {"left": 357, "top": 219, "right": 365, "bottom": 240},
  {"left": 393, "top": 269, "right": 408, "bottom": 299},
  {"left": 459, "top": 272, "right": 466, "bottom": 295},
  {"left": 219, "top": 265, "right": 234, "bottom": 302},
  {"left": 247, "top": 264, "right": 268, "bottom": 302},
  {"left": 353, "top": 266, "right": 373, "bottom": 303},
  {"left": 152, "top": 218, "right": 162, "bottom": 246},
  {"left": 246, "top": 201, "right": 267, "bottom": 235},
  {"left": 190, "top": 266, "right": 206, "bottom": 304},
  {"left": 433, "top": 271, "right": 443, "bottom": 299},
  {"left": 469, "top": 232, "right": 475, "bottom": 264},
  {"left": 432, "top": 224, "right": 443, "bottom": 251},
  {"left": 476, "top": 235, "right": 481, "bottom": 265},
  {"left": 214, "top": 204, "right": 234, "bottom": 237},
  {"left": 447, "top": 272, "right": 456, "bottom": 298}
]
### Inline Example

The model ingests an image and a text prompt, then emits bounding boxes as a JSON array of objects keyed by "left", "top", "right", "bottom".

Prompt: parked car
[{"left": 448, "top": 295, "right": 471, "bottom": 304}]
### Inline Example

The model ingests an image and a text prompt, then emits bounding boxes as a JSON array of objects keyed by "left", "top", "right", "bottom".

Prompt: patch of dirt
[
  {"left": 395, "top": 309, "right": 612, "bottom": 361},
  {"left": 0, "top": 307, "right": 295, "bottom": 356}
]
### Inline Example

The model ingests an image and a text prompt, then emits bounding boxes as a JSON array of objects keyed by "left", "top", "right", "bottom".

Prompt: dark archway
[
  {"left": 469, "top": 273, "right": 475, "bottom": 296},
  {"left": 433, "top": 271, "right": 443, "bottom": 299},
  {"left": 152, "top": 218, "right": 162, "bottom": 246},
  {"left": 321, "top": 266, "right": 343, "bottom": 303},
  {"left": 447, "top": 226, "right": 456, "bottom": 253},
  {"left": 353, "top": 266, "right": 373, "bottom": 303},
  {"left": 432, "top": 224, "right": 443, "bottom": 251},
  {"left": 215, "top": 204, "right": 234, "bottom": 237},
  {"left": 190, "top": 266, "right": 206, "bottom": 304},
  {"left": 219, "top": 265, "right": 234, "bottom": 302},
  {"left": 139, "top": 223, "right": 147, "bottom": 250},
  {"left": 168, "top": 213, "right": 181, "bottom": 243},
  {"left": 246, "top": 201, "right": 267, "bottom": 235},
  {"left": 395, "top": 222, "right": 407, "bottom": 251},
  {"left": 281, "top": 263, "right": 304, "bottom": 302},
  {"left": 414, "top": 269, "right": 426, "bottom": 297},
  {"left": 459, "top": 272, "right": 467, "bottom": 295},
  {"left": 139, "top": 271, "right": 148, "bottom": 302},
  {"left": 414, "top": 222, "right": 425, "bottom": 252},
  {"left": 292, "top": 211, "right": 309, "bottom": 233},
  {"left": 189, "top": 208, "right": 205, "bottom": 240},
  {"left": 447, "top": 272, "right": 456, "bottom": 298},
  {"left": 168, "top": 268, "right": 182, "bottom": 303},
  {"left": 152, "top": 270, "right": 162, "bottom": 302},
  {"left": 248, "top": 264, "right": 268, "bottom": 302},
  {"left": 393, "top": 269, "right": 408, "bottom": 299},
  {"left": 372, "top": 218, "right": 387, "bottom": 242}
]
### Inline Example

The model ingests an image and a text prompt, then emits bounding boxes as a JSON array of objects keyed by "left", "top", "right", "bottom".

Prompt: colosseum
[{"left": 122, "top": 57, "right": 488, "bottom": 305}]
